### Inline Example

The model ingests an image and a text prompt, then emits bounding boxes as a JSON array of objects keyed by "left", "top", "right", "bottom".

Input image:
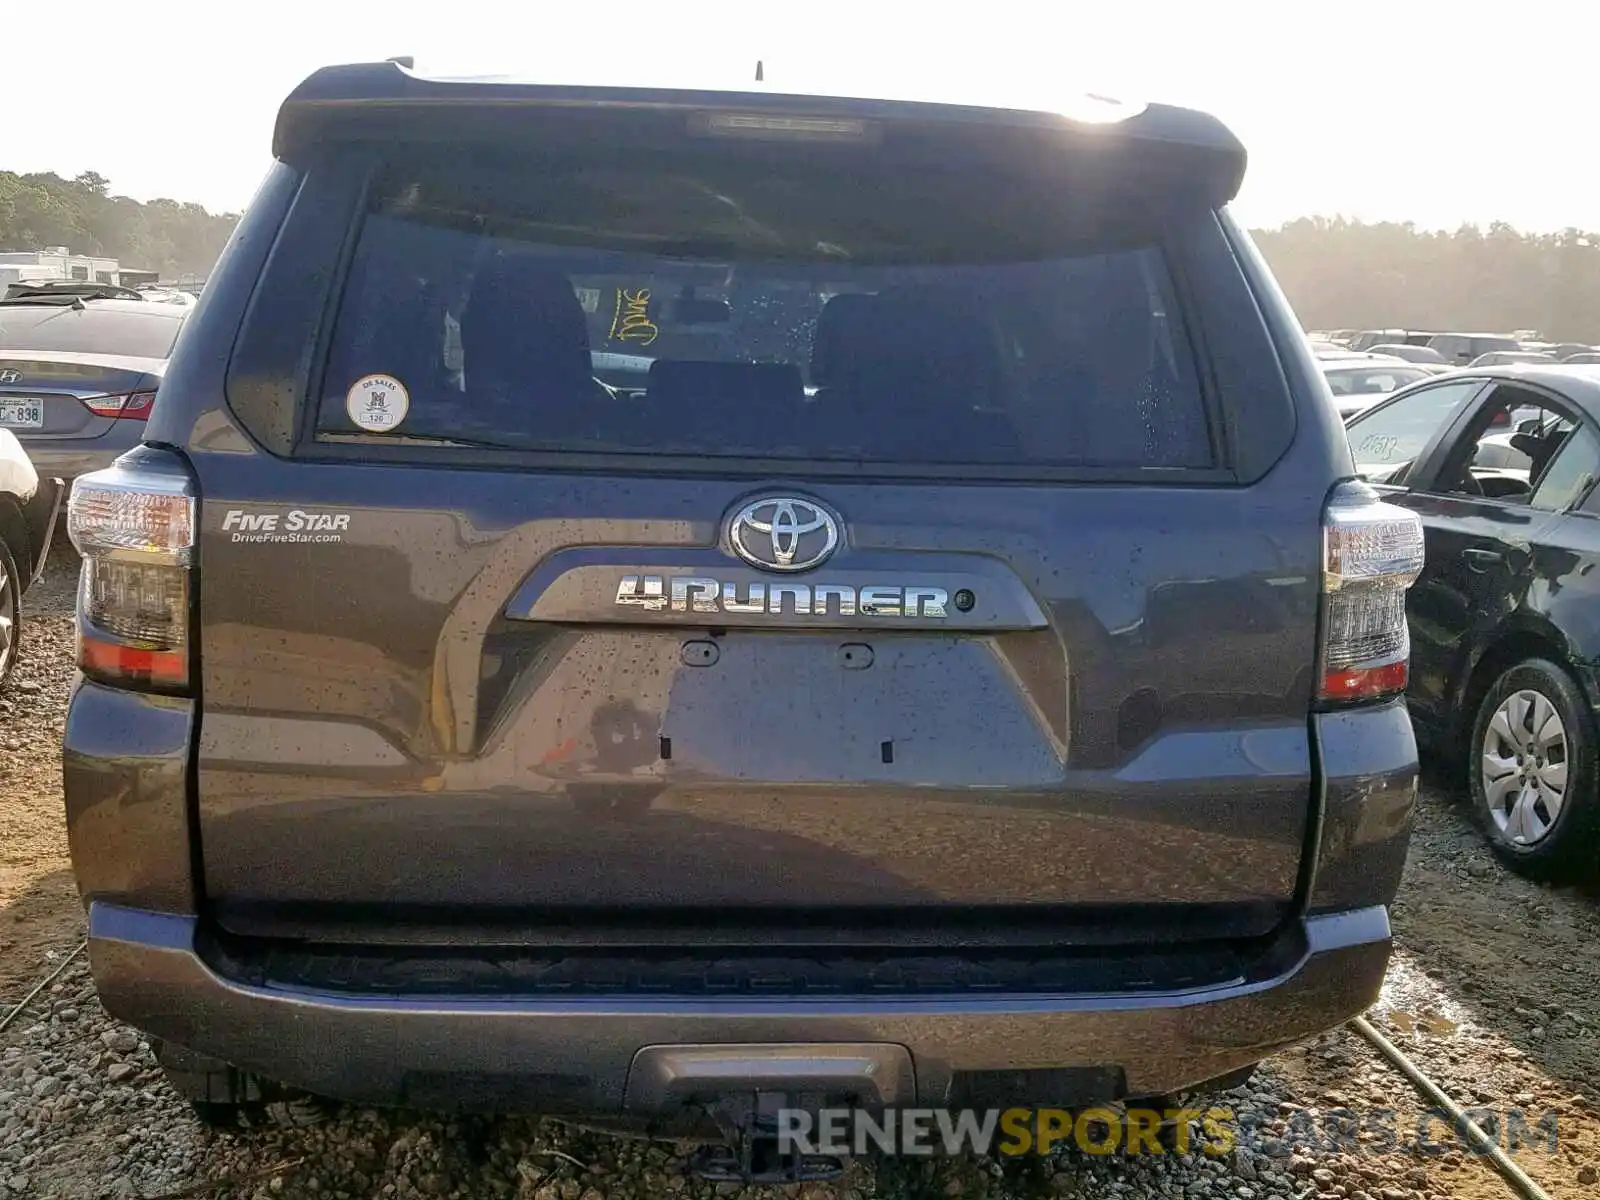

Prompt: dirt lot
[{"left": 3, "top": 550, "right": 1599, "bottom": 1198}]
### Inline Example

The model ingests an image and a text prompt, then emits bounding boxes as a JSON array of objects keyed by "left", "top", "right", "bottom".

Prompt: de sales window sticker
[{"left": 346, "top": 373, "right": 411, "bottom": 432}]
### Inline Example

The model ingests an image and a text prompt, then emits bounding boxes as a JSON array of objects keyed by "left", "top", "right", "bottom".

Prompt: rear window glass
[
  {"left": 0, "top": 304, "right": 182, "bottom": 359},
  {"left": 315, "top": 155, "right": 1212, "bottom": 468},
  {"left": 1323, "top": 365, "right": 1428, "bottom": 395}
]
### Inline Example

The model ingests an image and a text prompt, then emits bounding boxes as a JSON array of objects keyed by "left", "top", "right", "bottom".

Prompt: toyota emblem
[{"left": 727, "top": 496, "right": 840, "bottom": 573}]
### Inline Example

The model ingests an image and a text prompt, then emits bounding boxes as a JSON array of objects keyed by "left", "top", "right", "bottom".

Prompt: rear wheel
[
  {"left": 1469, "top": 658, "right": 1600, "bottom": 881},
  {"left": 0, "top": 535, "right": 20, "bottom": 691}
]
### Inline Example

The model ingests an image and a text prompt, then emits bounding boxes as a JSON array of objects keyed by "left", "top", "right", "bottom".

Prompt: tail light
[
  {"left": 65, "top": 457, "right": 194, "bottom": 692},
  {"left": 83, "top": 390, "right": 158, "bottom": 420},
  {"left": 1318, "top": 481, "right": 1425, "bottom": 704}
]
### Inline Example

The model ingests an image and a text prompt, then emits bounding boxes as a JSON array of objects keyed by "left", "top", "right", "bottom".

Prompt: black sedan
[{"left": 1344, "top": 364, "right": 1600, "bottom": 879}]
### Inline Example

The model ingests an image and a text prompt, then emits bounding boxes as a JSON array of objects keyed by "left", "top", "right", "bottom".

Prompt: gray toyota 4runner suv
[{"left": 63, "top": 62, "right": 1424, "bottom": 1158}]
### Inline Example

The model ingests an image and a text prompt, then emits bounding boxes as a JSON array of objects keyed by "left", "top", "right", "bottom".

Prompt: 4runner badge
[{"left": 615, "top": 576, "right": 949, "bottom": 619}]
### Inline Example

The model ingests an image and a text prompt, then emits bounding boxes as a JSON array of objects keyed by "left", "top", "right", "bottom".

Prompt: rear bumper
[{"left": 88, "top": 901, "right": 1391, "bottom": 1112}]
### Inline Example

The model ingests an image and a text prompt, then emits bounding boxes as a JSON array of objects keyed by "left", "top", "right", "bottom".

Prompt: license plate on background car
[{"left": 0, "top": 399, "right": 43, "bottom": 428}]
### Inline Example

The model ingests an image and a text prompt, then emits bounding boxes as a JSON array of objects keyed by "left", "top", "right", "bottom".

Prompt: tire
[
  {"left": 1468, "top": 658, "right": 1600, "bottom": 881},
  {"left": 0, "top": 534, "right": 20, "bottom": 692}
]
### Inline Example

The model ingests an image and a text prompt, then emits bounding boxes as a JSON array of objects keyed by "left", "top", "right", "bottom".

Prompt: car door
[
  {"left": 1343, "top": 377, "right": 1490, "bottom": 725},
  {"left": 1387, "top": 383, "right": 1588, "bottom": 738}
]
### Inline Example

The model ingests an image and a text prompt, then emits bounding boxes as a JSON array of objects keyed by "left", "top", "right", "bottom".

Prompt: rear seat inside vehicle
[
  {"left": 458, "top": 259, "right": 609, "bottom": 440},
  {"left": 436, "top": 269, "right": 1028, "bottom": 459},
  {"left": 807, "top": 287, "right": 1020, "bottom": 460},
  {"left": 583, "top": 285, "right": 1024, "bottom": 459}
]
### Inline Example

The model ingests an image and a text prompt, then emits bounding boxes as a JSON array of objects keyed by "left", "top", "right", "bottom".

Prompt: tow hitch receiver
[{"left": 689, "top": 1095, "right": 846, "bottom": 1184}]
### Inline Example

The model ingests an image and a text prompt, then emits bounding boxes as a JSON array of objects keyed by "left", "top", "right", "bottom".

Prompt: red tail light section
[
  {"left": 1318, "top": 482, "right": 1426, "bottom": 705},
  {"left": 82, "top": 390, "right": 158, "bottom": 419},
  {"left": 65, "top": 460, "right": 194, "bottom": 692}
]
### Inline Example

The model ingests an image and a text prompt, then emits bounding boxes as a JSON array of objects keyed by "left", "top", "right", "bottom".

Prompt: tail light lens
[
  {"left": 83, "top": 390, "right": 158, "bottom": 420},
  {"left": 66, "top": 459, "right": 194, "bottom": 692},
  {"left": 1319, "top": 481, "right": 1425, "bottom": 704}
]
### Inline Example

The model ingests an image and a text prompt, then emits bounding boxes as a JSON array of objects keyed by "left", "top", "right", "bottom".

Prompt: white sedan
[{"left": 1319, "top": 357, "right": 1435, "bottom": 420}]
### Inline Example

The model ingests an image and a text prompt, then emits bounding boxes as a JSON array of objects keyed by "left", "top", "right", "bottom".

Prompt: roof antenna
[{"left": 755, "top": 59, "right": 764, "bottom": 82}]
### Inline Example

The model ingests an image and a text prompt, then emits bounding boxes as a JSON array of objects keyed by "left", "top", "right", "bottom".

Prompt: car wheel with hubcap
[{"left": 1470, "top": 658, "right": 1600, "bottom": 881}]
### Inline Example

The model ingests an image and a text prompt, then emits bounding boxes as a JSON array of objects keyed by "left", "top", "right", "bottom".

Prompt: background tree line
[
  {"left": 4, "top": 170, "right": 1600, "bottom": 342},
  {"left": 0, "top": 170, "right": 237, "bottom": 279},
  {"left": 1253, "top": 217, "right": 1600, "bottom": 342}
]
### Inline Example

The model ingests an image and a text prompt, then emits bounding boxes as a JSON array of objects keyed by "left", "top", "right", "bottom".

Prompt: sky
[{"left": 5, "top": 0, "right": 1593, "bottom": 233}]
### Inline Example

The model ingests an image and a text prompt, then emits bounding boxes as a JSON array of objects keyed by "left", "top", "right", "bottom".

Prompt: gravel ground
[{"left": 3, "top": 549, "right": 1599, "bottom": 1198}]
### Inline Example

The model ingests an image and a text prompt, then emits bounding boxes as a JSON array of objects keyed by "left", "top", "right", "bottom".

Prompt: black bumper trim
[{"left": 88, "top": 901, "right": 1391, "bottom": 1112}]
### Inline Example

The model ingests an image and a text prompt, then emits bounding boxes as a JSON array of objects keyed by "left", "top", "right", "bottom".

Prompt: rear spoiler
[{"left": 272, "top": 61, "right": 1248, "bottom": 205}]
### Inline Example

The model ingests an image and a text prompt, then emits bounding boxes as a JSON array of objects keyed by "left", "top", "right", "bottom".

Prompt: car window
[
  {"left": 313, "top": 154, "right": 1213, "bottom": 468},
  {"left": 1324, "top": 366, "right": 1427, "bottom": 396},
  {"left": 1430, "top": 385, "right": 1576, "bottom": 505},
  {"left": 0, "top": 304, "right": 183, "bottom": 359},
  {"left": 1345, "top": 380, "right": 1480, "bottom": 479},
  {"left": 1530, "top": 422, "right": 1600, "bottom": 512}
]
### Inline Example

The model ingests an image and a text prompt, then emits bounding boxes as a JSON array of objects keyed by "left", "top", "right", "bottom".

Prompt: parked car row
[
  {"left": 1310, "top": 327, "right": 1600, "bottom": 421},
  {"left": 1313, "top": 326, "right": 1600, "bottom": 366}
]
